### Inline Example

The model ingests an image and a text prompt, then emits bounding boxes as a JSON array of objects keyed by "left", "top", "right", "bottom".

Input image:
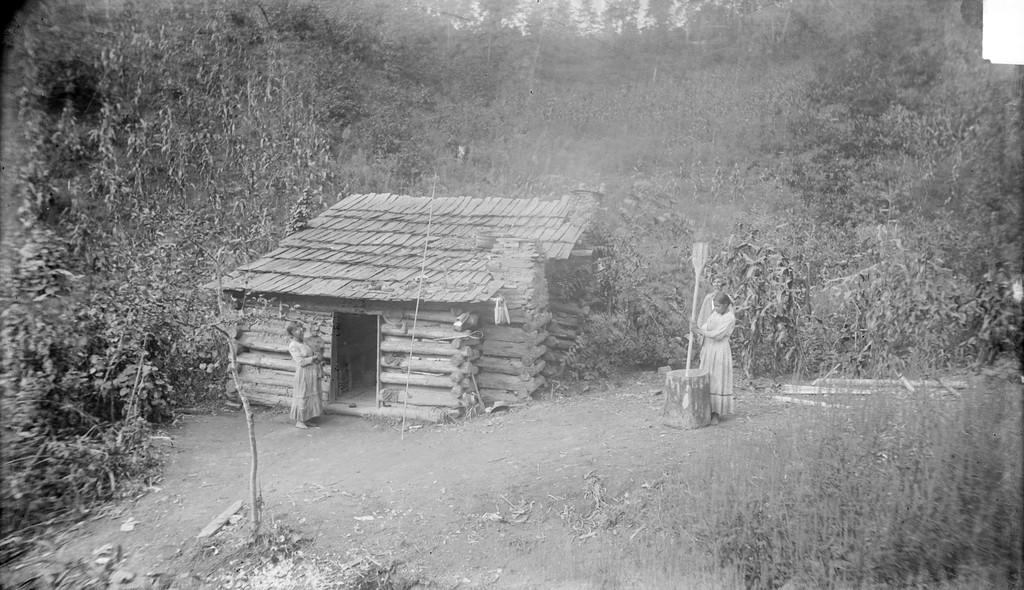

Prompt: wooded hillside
[{"left": 1, "top": 0, "right": 1020, "bottom": 561}]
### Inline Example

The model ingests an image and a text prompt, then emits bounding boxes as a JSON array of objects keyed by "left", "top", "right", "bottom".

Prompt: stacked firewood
[
  {"left": 477, "top": 239, "right": 549, "bottom": 404},
  {"left": 542, "top": 302, "right": 586, "bottom": 379},
  {"left": 378, "top": 309, "right": 482, "bottom": 409},
  {"left": 230, "top": 308, "right": 332, "bottom": 407}
]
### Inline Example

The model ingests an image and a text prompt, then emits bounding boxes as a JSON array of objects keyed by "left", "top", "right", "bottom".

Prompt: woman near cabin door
[
  {"left": 691, "top": 293, "right": 735, "bottom": 425},
  {"left": 287, "top": 322, "right": 323, "bottom": 429}
]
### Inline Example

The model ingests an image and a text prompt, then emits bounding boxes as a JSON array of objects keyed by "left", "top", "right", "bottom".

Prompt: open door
[{"left": 330, "top": 312, "right": 380, "bottom": 403}]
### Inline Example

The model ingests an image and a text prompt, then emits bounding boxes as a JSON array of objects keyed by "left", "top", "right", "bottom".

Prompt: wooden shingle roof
[{"left": 214, "top": 193, "right": 594, "bottom": 303}]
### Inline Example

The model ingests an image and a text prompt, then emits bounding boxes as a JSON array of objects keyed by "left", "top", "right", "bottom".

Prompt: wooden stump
[{"left": 662, "top": 369, "right": 711, "bottom": 429}]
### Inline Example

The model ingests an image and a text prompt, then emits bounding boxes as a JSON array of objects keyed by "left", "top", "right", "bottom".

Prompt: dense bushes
[{"left": 565, "top": 0, "right": 1021, "bottom": 380}]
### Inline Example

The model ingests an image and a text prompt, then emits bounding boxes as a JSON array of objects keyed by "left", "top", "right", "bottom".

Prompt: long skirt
[
  {"left": 290, "top": 364, "right": 323, "bottom": 422},
  {"left": 700, "top": 338, "right": 734, "bottom": 415}
]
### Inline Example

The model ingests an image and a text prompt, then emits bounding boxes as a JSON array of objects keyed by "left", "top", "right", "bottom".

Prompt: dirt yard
[{"left": 28, "top": 372, "right": 793, "bottom": 589}]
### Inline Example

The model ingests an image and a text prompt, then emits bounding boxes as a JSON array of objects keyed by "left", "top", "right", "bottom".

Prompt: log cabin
[{"left": 207, "top": 193, "right": 595, "bottom": 422}]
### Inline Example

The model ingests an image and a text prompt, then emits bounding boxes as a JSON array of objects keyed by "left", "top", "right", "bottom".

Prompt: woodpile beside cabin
[{"left": 208, "top": 193, "right": 595, "bottom": 422}]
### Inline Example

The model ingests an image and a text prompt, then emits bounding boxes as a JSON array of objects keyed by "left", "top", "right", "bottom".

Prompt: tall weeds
[{"left": 628, "top": 373, "right": 1023, "bottom": 589}]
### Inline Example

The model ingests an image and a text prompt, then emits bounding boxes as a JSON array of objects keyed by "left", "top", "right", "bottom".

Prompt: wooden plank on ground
[
  {"left": 197, "top": 500, "right": 244, "bottom": 538},
  {"left": 771, "top": 395, "right": 849, "bottom": 409},
  {"left": 778, "top": 384, "right": 872, "bottom": 396}
]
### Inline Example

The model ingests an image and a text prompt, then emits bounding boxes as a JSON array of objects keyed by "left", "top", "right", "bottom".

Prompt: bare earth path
[{"left": 47, "top": 373, "right": 787, "bottom": 588}]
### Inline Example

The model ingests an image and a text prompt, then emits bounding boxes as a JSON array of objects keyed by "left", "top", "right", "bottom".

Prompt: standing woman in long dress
[
  {"left": 695, "top": 276, "right": 728, "bottom": 360},
  {"left": 692, "top": 293, "right": 735, "bottom": 425},
  {"left": 287, "top": 322, "right": 322, "bottom": 429}
]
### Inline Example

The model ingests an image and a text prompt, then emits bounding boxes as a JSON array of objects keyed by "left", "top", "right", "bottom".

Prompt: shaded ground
[{"left": 19, "top": 372, "right": 794, "bottom": 588}]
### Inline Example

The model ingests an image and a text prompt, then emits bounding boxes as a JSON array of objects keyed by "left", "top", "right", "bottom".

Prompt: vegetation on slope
[{"left": 0, "top": 0, "right": 1020, "bottom": 583}]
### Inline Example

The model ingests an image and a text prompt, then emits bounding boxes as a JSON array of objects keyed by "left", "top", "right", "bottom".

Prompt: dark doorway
[{"left": 331, "top": 313, "right": 379, "bottom": 401}]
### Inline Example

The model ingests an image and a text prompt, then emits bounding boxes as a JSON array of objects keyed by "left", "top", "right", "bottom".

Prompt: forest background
[{"left": 0, "top": 0, "right": 1020, "bottom": 583}]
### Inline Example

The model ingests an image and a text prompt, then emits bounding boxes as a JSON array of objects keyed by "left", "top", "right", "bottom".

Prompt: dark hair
[
  {"left": 286, "top": 321, "right": 303, "bottom": 339},
  {"left": 714, "top": 293, "right": 732, "bottom": 307}
]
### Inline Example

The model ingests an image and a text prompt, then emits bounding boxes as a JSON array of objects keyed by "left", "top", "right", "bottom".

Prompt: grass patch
[{"left": 543, "top": 367, "right": 1022, "bottom": 589}]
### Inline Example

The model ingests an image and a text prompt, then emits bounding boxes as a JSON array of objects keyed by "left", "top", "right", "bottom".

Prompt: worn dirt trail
[{"left": 48, "top": 373, "right": 786, "bottom": 588}]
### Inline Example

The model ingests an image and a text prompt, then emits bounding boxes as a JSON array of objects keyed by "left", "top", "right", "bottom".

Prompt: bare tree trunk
[{"left": 212, "top": 325, "right": 262, "bottom": 539}]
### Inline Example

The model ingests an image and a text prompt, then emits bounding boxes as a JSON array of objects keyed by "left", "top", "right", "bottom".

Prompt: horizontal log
[
  {"left": 380, "top": 355, "right": 459, "bottom": 374},
  {"left": 479, "top": 389, "right": 531, "bottom": 404},
  {"left": 235, "top": 351, "right": 293, "bottom": 372},
  {"left": 236, "top": 365, "right": 329, "bottom": 392},
  {"left": 482, "top": 326, "right": 547, "bottom": 345},
  {"left": 237, "top": 334, "right": 291, "bottom": 354},
  {"left": 239, "top": 390, "right": 291, "bottom": 407},
  {"left": 380, "top": 316, "right": 454, "bottom": 332},
  {"left": 388, "top": 311, "right": 478, "bottom": 331},
  {"left": 379, "top": 339, "right": 469, "bottom": 358},
  {"left": 476, "top": 372, "right": 546, "bottom": 394},
  {"left": 780, "top": 384, "right": 873, "bottom": 395},
  {"left": 379, "top": 370, "right": 459, "bottom": 389},
  {"left": 547, "top": 323, "right": 577, "bottom": 339},
  {"left": 474, "top": 356, "right": 541, "bottom": 377},
  {"left": 550, "top": 315, "right": 581, "bottom": 329},
  {"left": 772, "top": 395, "right": 849, "bottom": 409},
  {"left": 382, "top": 334, "right": 481, "bottom": 347},
  {"left": 232, "top": 381, "right": 292, "bottom": 406},
  {"left": 379, "top": 387, "right": 463, "bottom": 408},
  {"left": 549, "top": 302, "right": 588, "bottom": 316},
  {"left": 325, "top": 402, "right": 459, "bottom": 423},
  {"left": 381, "top": 323, "right": 480, "bottom": 341},
  {"left": 237, "top": 330, "right": 334, "bottom": 356},
  {"left": 401, "top": 310, "right": 463, "bottom": 323},
  {"left": 809, "top": 378, "right": 967, "bottom": 390},
  {"left": 236, "top": 351, "right": 328, "bottom": 372},
  {"left": 237, "top": 365, "right": 295, "bottom": 386},
  {"left": 480, "top": 340, "right": 547, "bottom": 361}
]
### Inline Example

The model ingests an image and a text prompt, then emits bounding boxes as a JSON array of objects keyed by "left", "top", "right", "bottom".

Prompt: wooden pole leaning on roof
[{"left": 403, "top": 176, "right": 437, "bottom": 438}]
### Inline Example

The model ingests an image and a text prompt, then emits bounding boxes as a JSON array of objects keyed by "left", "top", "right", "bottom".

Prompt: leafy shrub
[
  {"left": 562, "top": 216, "right": 692, "bottom": 377},
  {"left": 0, "top": 293, "right": 167, "bottom": 561},
  {"left": 707, "top": 236, "right": 808, "bottom": 378}
]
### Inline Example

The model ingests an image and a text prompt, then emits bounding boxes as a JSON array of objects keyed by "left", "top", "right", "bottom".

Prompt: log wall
[
  {"left": 377, "top": 308, "right": 481, "bottom": 409},
  {"left": 476, "top": 239, "right": 551, "bottom": 405},
  {"left": 228, "top": 307, "right": 333, "bottom": 407},
  {"left": 541, "top": 301, "right": 587, "bottom": 381},
  {"left": 227, "top": 300, "right": 485, "bottom": 412}
]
